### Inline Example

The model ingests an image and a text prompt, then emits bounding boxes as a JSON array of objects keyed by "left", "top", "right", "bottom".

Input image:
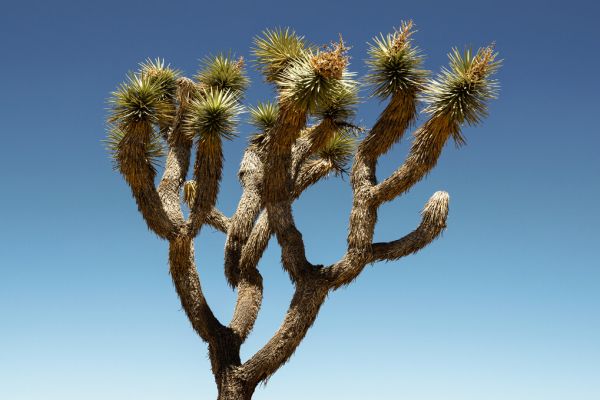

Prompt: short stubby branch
[
  {"left": 370, "top": 191, "right": 449, "bottom": 262},
  {"left": 325, "top": 191, "right": 449, "bottom": 289}
]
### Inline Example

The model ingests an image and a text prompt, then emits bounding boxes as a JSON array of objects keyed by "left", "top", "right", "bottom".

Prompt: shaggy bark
[
  {"left": 108, "top": 29, "right": 497, "bottom": 398},
  {"left": 115, "top": 91, "right": 458, "bottom": 398}
]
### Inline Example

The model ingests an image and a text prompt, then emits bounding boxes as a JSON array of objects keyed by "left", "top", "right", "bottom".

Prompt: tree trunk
[{"left": 216, "top": 371, "right": 255, "bottom": 400}]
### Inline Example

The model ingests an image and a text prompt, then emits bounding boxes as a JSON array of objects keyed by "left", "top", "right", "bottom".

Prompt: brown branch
[
  {"left": 260, "top": 102, "right": 310, "bottom": 281},
  {"left": 345, "top": 91, "right": 418, "bottom": 258},
  {"left": 325, "top": 191, "right": 449, "bottom": 288},
  {"left": 373, "top": 116, "right": 458, "bottom": 205},
  {"left": 223, "top": 149, "right": 264, "bottom": 287},
  {"left": 290, "top": 118, "right": 337, "bottom": 180},
  {"left": 241, "top": 275, "right": 329, "bottom": 386},
  {"left": 168, "top": 236, "right": 226, "bottom": 344},
  {"left": 157, "top": 140, "right": 192, "bottom": 227},
  {"left": 206, "top": 207, "right": 230, "bottom": 233},
  {"left": 229, "top": 157, "right": 334, "bottom": 341},
  {"left": 186, "top": 142, "right": 225, "bottom": 236},
  {"left": 370, "top": 191, "right": 449, "bottom": 262},
  {"left": 357, "top": 91, "right": 417, "bottom": 163},
  {"left": 117, "top": 122, "right": 177, "bottom": 240},
  {"left": 156, "top": 78, "right": 197, "bottom": 229}
]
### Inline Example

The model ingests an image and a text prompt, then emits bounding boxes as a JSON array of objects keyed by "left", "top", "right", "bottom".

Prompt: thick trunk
[{"left": 216, "top": 372, "right": 255, "bottom": 400}]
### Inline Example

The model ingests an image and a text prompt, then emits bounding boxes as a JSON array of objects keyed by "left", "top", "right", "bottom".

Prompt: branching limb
[
  {"left": 373, "top": 45, "right": 500, "bottom": 205},
  {"left": 325, "top": 191, "right": 449, "bottom": 288},
  {"left": 223, "top": 149, "right": 264, "bottom": 287},
  {"left": 346, "top": 22, "right": 425, "bottom": 252},
  {"left": 290, "top": 118, "right": 337, "bottom": 179},
  {"left": 157, "top": 78, "right": 197, "bottom": 227},
  {"left": 185, "top": 89, "right": 243, "bottom": 236},
  {"left": 372, "top": 116, "right": 456, "bottom": 205},
  {"left": 169, "top": 236, "right": 243, "bottom": 378},
  {"left": 370, "top": 191, "right": 449, "bottom": 262},
  {"left": 241, "top": 275, "right": 329, "bottom": 386},
  {"left": 230, "top": 157, "right": 336, "bottom": 341}
]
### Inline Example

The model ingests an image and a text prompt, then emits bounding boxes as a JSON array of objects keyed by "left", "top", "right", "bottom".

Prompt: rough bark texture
[{"left": 108, "top": 27, "right": 498, "bottom": 398}]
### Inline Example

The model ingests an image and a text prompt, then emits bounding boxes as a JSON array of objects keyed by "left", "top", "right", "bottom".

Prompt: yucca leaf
[
  {"left": 108, "top": 73, "right": 175, "bottom": 129},
  {"left": 185, "top": 88, "right": 243, "bottom": 142},
  {"left": 317, "top": 128, "right": 357, "bottom": 174},
  {"left": 139, "top": 58, "right": 180, "bottom": 102},
  {"left": 196, "top": 54, "right": 249, "bottom": 95},
  {"left": 366, "top": 21, "right": 428, "bottom": 99},
  {"left": 277, "top": 42, "right": 356, "bottom": 113},
  {"left": 423, "top": 44, "right": 500, "bottom": 143},
  {"left": 253, "top": 28, "right": 308, "bottom": 82},
  {"left": 248, "top": 101, "right": 279, "bottom": 131}
]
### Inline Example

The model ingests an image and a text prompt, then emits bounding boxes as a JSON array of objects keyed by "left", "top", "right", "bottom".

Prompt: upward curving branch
[{"left": 106, "top": 26, "right": 500, "bottom": 400}]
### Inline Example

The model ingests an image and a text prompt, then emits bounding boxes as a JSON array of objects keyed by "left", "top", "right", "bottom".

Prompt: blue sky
[{"left": 1, "top": 0, "right": 599, "bottom": 399}]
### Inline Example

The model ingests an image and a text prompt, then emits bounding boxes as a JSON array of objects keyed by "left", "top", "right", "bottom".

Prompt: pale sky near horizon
[{"left": 1, "top": 0, "right": 599, "bottom": 399}]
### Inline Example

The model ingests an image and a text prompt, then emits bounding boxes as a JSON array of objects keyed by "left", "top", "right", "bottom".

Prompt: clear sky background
[{"left": 1, "top": 0, "right": 599, "bottom": 399}]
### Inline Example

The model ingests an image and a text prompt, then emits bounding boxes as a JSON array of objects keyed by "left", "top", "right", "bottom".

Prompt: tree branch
[
  {"left": 370, "top": 191, "right": 449, "bottom": 262},
  {"left": 116, "top": 123, "right": 178, "bottom": 240},
  {"left": 206, "top": 207, "right": 230, "bottom": 233},
  {"left": 260, "top": 103, "right": 311, "bottom": 281},
  {"left": 223, "top": 149, "right": 264, "bottom": 287},
  {"left": 241, "top": 275, "right": 329, "bottom": 386},
  {"left": 157, "top": 78, "right": 197, "bottom": 228},
  {"left": 230, "top": 157, "right": 335, "bottom": 341},
  {"left": 325, "top": 191, "right": 449, "bottom": 288},
  {"left": 169, "top": 236, "right": 226, "bottom": 344},
  {"left": 373, "top": 116, "right": 458, "bottom": 205},
  {"left": 186, "top": 142, "right": 225, "bottom": 236},
  {"left": 345, "top": 91, "right": 418, "bottom": 259},
  {"left": 290, "top": 118, "right": 337, "bottom": 180}
]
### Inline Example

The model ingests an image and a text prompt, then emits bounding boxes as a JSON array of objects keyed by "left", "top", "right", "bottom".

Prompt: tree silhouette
[{"left": 106, "top": 21, "right": 500, "bottom": 400}]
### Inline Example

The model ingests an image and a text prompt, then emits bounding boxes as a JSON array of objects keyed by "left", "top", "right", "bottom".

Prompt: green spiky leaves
[
  {"left": 185, "top": 88, "right": 243, "bottom": 142},
  {"left": 277, "top": 43, "right": 356, "bottom": 114},
  {"left": 317, "top": 128, "right": 357, "bottom": 174},
  {"left": 196, "top": 54, "right": 249, "bottom": 95},
  {"left": 254, "top": 28, "right": 307, "bottom": 82},
  {"left": 107, "top": 64, "right": 178, "bottom": 178},
  {"left": 366, "top": 21, "right": 427, "bottom": 99},
  {"left": 312, "top": 83, "right": 359, "bottom": 122},
  {"left": 423, "top": 45, "right": 500, "bottom": 129},
  {"left": 109, "top": 73, "right": 176, "bottom": 130},
  {"left": 249, "top": 101, "right": 279, "bottom": 131},
  {"left": 140, "top": 58, "right": 180, "bottom": 102},
  {"left": 254, "top": 30, "right": 357, "bottom": 118}
]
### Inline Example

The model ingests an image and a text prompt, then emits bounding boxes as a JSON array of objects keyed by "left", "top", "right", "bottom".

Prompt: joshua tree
[{"left": 106, "top": 21, "right": 499, "bottom": 400}]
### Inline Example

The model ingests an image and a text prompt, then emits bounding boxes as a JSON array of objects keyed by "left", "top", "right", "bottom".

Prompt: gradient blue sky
[{"left": 1, "top": 0, "right": 599, "bottom": 399}]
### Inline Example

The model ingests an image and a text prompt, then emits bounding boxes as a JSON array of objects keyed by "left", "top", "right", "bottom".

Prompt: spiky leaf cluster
[
  {"left": 196, "top": 54, "right": 249, "bottom": 96},
  {"left": 248, "top": 101, "right": 279, "bottom": 132},
  {"left": 423, "top": 46, "right": 500, "bottom": 128},
  {"left": 312, "top": 83, "right": 359, "bottom": 122},
  {"left": 140, "top": 58, "right": 180, "bottom": 103},
  {"left": 317, "top": 129, "right": 356, "bottom": 174},
  {"left": 108, "top": 73, "right": 176, "bottom": 129},
  {"left": 254, "top": 28, "right": 307, "bottom": 82},
  {"left": 185, "top": 88, "right": 243, "bottom": 142},
  {"left": 277, "top": 51, "right": 356, "bottom": 113},
  {"left": 366, "top": 21, "right": 427, "bottom": 98},
  {"left": 105, "top": 124, "right": 165, "bottom": 170}
]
